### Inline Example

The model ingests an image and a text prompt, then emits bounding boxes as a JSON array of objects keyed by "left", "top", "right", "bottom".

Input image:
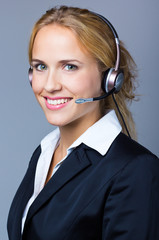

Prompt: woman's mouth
[
  {"left": 44, "top": 97, "right": 72, "bottom": 110},
  {"left": 47, "top": 98, "right": 70, "bottom": 105}
]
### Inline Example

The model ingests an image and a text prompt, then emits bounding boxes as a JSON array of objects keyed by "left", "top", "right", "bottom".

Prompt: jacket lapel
[{"left": 24, "top": 144, "right": 91, "bottom": 226}]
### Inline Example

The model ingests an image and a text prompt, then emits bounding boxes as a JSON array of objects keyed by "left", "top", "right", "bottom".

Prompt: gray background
[{"left": 0, "top": 0, "right": 158, "bottom": 239}]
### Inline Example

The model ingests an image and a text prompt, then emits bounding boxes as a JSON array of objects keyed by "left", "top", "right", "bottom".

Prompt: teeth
[{"left": 47, "top": 98, "right": 70, "bottom": 105}]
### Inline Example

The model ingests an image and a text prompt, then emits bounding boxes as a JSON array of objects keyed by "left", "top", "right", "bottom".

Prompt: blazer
[{"left": 7, "top": 133, "right": 159, "bottom": 240}]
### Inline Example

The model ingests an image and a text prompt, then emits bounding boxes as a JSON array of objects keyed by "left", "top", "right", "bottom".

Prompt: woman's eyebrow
[
  {"left": 31, "top": 59, "right": 84, "bottom": 65},
  {"left": 31, "top": 59, "right": 45, "bottom": 64},
  {"left": 58, "top": 59, "right": 83, "bottom": 64}
]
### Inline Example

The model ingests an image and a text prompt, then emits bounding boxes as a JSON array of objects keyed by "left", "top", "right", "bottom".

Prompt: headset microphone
[{"left": 75, "top": 87, "right": 115, "bottom": 104}]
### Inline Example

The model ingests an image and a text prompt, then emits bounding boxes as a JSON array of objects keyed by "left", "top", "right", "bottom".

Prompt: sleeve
[{"left": 102, "top": 153, "right": 159, "bottom": 240}]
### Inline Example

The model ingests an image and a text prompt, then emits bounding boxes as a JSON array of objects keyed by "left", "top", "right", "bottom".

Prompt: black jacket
[{"left": 7, "top": 133, "right": 159, "bottom": 240}]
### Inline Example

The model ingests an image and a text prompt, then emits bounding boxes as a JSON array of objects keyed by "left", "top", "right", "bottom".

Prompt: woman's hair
[{"left": 28, "top": 5, "right": 138, "bottom": 139}]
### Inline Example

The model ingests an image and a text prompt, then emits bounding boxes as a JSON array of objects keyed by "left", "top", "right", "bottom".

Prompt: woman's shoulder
[
  {"left": 110, "top": 132, "right": 158, "bottom": 160},
  {"left": 107, "top": 132, "right": 159, "bottom": 178}
]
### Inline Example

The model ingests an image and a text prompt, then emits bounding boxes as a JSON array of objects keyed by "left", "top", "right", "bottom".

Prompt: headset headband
[{"left": 90, "top": 11, "right": 121, "bottom": 71}]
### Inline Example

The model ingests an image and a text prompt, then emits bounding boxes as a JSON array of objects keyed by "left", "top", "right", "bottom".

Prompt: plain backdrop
[{"left": 0, "top": 0, "right": 159, "bottom": 239}]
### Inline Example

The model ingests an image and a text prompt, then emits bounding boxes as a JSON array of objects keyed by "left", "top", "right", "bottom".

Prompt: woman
[{"left": 7, "top": 6, "right": 159, "bottom": 240}]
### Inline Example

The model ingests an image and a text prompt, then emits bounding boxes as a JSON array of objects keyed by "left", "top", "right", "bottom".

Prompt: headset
[
  {"left": 94, "top": 12, "right": 124, "bottom": 94},
  {"left": 28, "top": 11, "right": 131, "bottom": 138},
  {"left": 75, "top": 11, "right": 124, "bottom": 104}
]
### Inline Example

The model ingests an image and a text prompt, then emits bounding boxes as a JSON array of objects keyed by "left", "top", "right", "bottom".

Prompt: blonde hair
[{"left": 28, "top": 5, "right": 138, "bottom": 139}]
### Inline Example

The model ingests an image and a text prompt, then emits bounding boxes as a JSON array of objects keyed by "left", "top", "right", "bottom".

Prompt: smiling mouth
[{"left": 46, "top": 98, "right": 72, "bottom": 105}]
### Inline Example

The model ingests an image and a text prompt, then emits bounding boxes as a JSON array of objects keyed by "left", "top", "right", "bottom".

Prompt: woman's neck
[{"left": 58, "top": 112, "right": 102, "bottom": 159}]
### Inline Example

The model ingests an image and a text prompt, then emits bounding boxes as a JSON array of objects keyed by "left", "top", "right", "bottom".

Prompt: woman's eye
[
  {"left": 64, "top": 64, "right": 77, "bottom": 71},
  {"left": 35, "top": 64, "right": 47, "bottom": 71}
]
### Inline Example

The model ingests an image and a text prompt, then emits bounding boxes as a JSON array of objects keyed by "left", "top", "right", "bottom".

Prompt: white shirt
[{"left": 21, "top": 110, "right": 122, "bottom": 232}]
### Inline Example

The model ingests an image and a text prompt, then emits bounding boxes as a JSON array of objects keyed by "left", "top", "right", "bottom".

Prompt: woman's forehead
[{"left": 32, "top": 24, "right": 93, "bottom": 61}]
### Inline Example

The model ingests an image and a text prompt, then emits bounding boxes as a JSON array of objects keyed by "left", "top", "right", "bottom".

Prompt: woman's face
[{"left": 31, "top": 24, "right": 102, "bottom": 128}]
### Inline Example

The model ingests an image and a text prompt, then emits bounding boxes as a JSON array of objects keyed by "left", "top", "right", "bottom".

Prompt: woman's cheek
[{"left": 32, "top": 79, "right": 43, "bottom": 94}]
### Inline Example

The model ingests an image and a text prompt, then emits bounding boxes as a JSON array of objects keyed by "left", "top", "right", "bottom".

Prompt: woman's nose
[{"left": 44, "top": 70, "right": 62, "bottom": 92}]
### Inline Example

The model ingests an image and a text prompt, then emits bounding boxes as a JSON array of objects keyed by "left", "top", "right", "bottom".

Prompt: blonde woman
[{"left": 8, "top": 6, "right": 159, "bottom": 240}]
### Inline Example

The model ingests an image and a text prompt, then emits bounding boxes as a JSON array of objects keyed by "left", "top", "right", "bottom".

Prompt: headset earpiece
[
  {"left": 28, "top": 67, "right": 33, "bottom": 86},
  {"left": 102, "top": 68, "right": 124, "bottom": 93}
]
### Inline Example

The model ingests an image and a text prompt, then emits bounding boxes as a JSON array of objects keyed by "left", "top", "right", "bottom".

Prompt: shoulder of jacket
[
  {"left": 106, "top": 133, "right": 159, "bottom": 175},
  {"left": 109, "top": 132, "right": 158, "bottom": 159}
]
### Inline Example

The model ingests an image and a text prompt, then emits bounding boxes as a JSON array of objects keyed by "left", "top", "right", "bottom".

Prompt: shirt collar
[
  {"left": 41, "top": 127, "right": 60, "bottom": 154},
  {"left": 41, "top": 110, "right": 121, "bottom": 156},
  {"left": 68, "top": 110, "right": 122, "bottom": 155}
]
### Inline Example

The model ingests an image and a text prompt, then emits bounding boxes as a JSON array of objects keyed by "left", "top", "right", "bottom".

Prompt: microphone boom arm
[
  {"left": 75, "top": 87, "right": 115, "bottom": 104},
  {"left": 75, "top": 98, "right": 94, "bottom": 104}
]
